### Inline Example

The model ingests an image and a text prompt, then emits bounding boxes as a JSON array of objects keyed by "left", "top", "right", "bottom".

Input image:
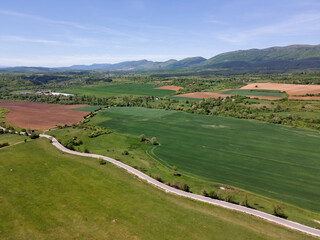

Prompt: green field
[
  {"left": 0, "top": 134, "right": 27, "bottom": 145},
  {"left": 1, "top": 139, "right": 314, "bottom": 239},
  {"left": 89, "top": 107, "right": 320, "bottom": 213},
  {"left": 220, "top": 89, "right": 287, "bottom": 97},
  {"left": 73, "top": 105, "right": 105, "bottom": 112},
  {"left": 64, "top": 83, "right": 176, "bottom": 97}
]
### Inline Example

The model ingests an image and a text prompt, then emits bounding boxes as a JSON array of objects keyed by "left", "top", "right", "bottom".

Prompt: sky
[{"left": 0, "top": 0, "right": 320, "bottom": 67}]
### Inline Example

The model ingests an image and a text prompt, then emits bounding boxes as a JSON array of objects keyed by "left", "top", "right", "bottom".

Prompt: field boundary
[{"left": 38, "top": 133, "right": 320, "bottom": 238}]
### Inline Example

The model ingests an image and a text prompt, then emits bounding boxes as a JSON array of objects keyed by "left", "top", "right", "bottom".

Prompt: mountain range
[{"left": 1, "top": 44, "right": 320, "bottom": 73}]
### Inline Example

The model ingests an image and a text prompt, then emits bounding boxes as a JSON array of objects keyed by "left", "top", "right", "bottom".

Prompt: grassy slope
[
  {"left": 0, "top": 134, "right": 27, "bottom": 145},
  {"left": 63, "top": 83, "right": 175, "bottom": 97},
  {"left": 220, "top": 89, "right": 287, "bottom": 97},
  {"left": 0, "top": 139, "right": 314, "bottom": 240},
  {"left": 49, "top": 127, "right": 320, "bottom": 228},
  {"left": 89, "top": 107, "right": 320, "bottom": 213}
]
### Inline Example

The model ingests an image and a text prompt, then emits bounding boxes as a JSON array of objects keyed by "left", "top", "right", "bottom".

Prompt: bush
[
  {"left": 84, "top": 147, "right": 90, "bottom": 153},
  {"left": 0, "top": 142, "right": 9, "bottom": 148},
  {"left": 273, "top": 204, "right": 287, "bottom": 219},
  {"left": 151, "top": 137, "right": 158, "bottom": 145},
  {"left": 183, "top": 184, "right": 191, "bottom": 192},
  {"left": 99, "top": 159, "right": 106, "bottom": 165},
  {"left": 156, "top": 176, "right": 163, "bottom": 182},
  {"left": 139, "top": 134, "right": 146, "bottom": 142},
  {"left": 208, "top": 191, "right": 218, "bottom": 199},
  {"left": 121, "top": 150, "right": 129, "bottom": 155},
  {"left": 202, "top": 190, "right": 209, "bottom": 197},
  {"left": 0, "top": 129, "right": 4, "bottom": 134},
  {"left": 30, "top": 133, "right": 40, "bottom": 139}
]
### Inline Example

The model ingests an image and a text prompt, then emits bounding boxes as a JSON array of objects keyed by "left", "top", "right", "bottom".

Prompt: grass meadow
[
  {"left": 64, "top": 83, "right": 176, "bottom": 97},
  {"left": 0, "top": 138, "right": 315, "bottom": 240}
]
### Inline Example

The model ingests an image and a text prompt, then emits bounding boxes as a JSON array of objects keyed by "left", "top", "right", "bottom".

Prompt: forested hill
[
  {"left": 205, "top": 44, "right": 320, "bottom": 64},
  {"left": 1, "top": 44, "right": 320, "bottom": 73}
]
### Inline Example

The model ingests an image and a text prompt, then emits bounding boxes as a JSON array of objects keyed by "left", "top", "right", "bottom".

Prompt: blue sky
[{"left": 1, "top": 0, "right": 320, "bottom": 67}]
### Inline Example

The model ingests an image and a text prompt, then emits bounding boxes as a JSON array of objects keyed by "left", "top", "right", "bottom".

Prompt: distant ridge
[{"left": 1, "top": 44, "right": 320, "bottom": 73}]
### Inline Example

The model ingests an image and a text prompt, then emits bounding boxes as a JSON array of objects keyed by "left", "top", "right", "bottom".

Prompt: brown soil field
[
  {"left": 0, "top": 101, "right": 89, "bottom": 130},
  {"left": 155, "top": 85, "right": 184, "bottom": 91},
  {"left": 288, "top": 96, "right": 320, "bottom": 100},
  {"left": 174, "top": 92, "right": 282, "bottom": 100},
  {"left": 241, "top": 83, "right": 320, "bottom": 95}
]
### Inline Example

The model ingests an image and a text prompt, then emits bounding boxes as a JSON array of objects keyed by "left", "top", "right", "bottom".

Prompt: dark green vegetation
[
  {"left": 219, "top": 89, "right": 287, "bottom": 98},
  {"left": 1, "top": 138, "right": 315, "bottom": 240},
  {"left": 88, "top": 107, "right": 320, "bottom": 214},
  {"left": 63, "top": 83, "right": 175, "bottom": 97},
  {"left": 73, "top": 105, "right": 105, "bottom": 112},
  {"left": 206, "top": 45, "right": 320, "bottom": 64}
]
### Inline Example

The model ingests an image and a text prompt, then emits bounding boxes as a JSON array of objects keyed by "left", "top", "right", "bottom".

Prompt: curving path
[{"left": 39, "top": 134, "right": 320, "bottom": 238}]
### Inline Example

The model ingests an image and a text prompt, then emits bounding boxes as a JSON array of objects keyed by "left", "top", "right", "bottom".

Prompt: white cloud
[{"left": 217, "top": 12, "right": 320, "bottom": 44}]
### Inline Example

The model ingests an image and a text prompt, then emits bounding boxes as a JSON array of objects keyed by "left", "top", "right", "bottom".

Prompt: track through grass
[{"left": 0, "top": 139, "right": 315, "bottom": 239}]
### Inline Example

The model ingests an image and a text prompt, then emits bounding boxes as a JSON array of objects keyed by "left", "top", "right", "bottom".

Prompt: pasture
[
  {"left": 0, "top": 139, "right": 313, "bottom": 240},
  {"left": 63, "top": 83, "right": 176, "bottom": 97},
  {"left": 90, "top": 107, "right": 320, "bottom": 213},
  {"left": 219, "top": 89, "right": 286, "bottom": 98}
]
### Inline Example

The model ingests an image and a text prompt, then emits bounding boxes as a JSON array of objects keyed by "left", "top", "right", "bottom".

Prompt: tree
[{"left": 139, "top": 134, "right": 146, "bottom": 142}]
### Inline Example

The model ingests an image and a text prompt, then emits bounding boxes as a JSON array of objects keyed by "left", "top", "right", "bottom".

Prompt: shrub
[
  {"left": 151, "top": 137, "right": 158, "bottom": 145},
  {"left": 273, "top": 204, "right": 287, "bottom": 219},
  {"left": 30, "top": 133, "right": 40, "bottom": 139},
  {"left": 183, "top": 184, "right": 191, "bottom": 192},
  {"left": 65, "top": 142, "right": 75, "bottom": 150},
  {"left": 155, "top": 176, "right": 163, "bottom": 182},
  {"left": 0, "top": 142, "right": 9, "bottom": 148},
  {"left": 139, "top": 134, "right": 146, "bottom": 142},
  {"left": 202, "top": 190, "right": 209, "bottom": 197},
  {"left": 225, "top": 192, "right": 235, "bottom": 203},
  {"left": 84, "top": 147, "right": 90, "bottom": 153},
  {"left": 99, "top": 159, "right": 106, "bottom": 165},
  {"left": 208, "top": 191, "right": 218, "bottom": 199},
  {"left": 0, "top": 129, "right": 4, "bottom": 134},
  {"left": 121, "top": 150, "right": 129, "bottom": 155}
]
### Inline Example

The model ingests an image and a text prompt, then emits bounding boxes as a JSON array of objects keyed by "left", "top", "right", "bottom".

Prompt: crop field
[
  {"left": 0, "top": 139, "right": 313, "bottom": 240},
  {"left": 0, "top": 101, "right": 89, "bottom": 130},
  {"left": 241, "top": 83, "right": 320, "bottom": 95},
  {"left": 73, "top": 105, "right": 105, "bottom": 112},
  {"left": 64, "top": 83, "right": 176, "bottom": 97},
  {"left": 90, "top": 107, "right": 320, "bottom": 213},
  {"left": 219, "top": 89, "right": 287, "bottom": 98}
]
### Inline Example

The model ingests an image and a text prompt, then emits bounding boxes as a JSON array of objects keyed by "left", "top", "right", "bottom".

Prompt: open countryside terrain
[
  {"left": 0, "top": 101, "right": 89, "bottom": 130},
  {"left": 174, "top": 82, "right": 320, "bottom": 100},
  {"left": 0, "top": 137, "right": 314, "bottom": 240},
  {"left": 241, "top": 83, "right": 320, "bottom": 96},
  {"left": 63, "top": 83, "right": 177, "bottom": 97},
  {"left": 89, "top": 107, "right": 320, "bottom": 213}
]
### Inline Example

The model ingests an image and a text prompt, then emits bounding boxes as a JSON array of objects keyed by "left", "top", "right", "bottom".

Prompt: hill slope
[{"left": 0, "top": 138, "right": 314, "bottom": 239}]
